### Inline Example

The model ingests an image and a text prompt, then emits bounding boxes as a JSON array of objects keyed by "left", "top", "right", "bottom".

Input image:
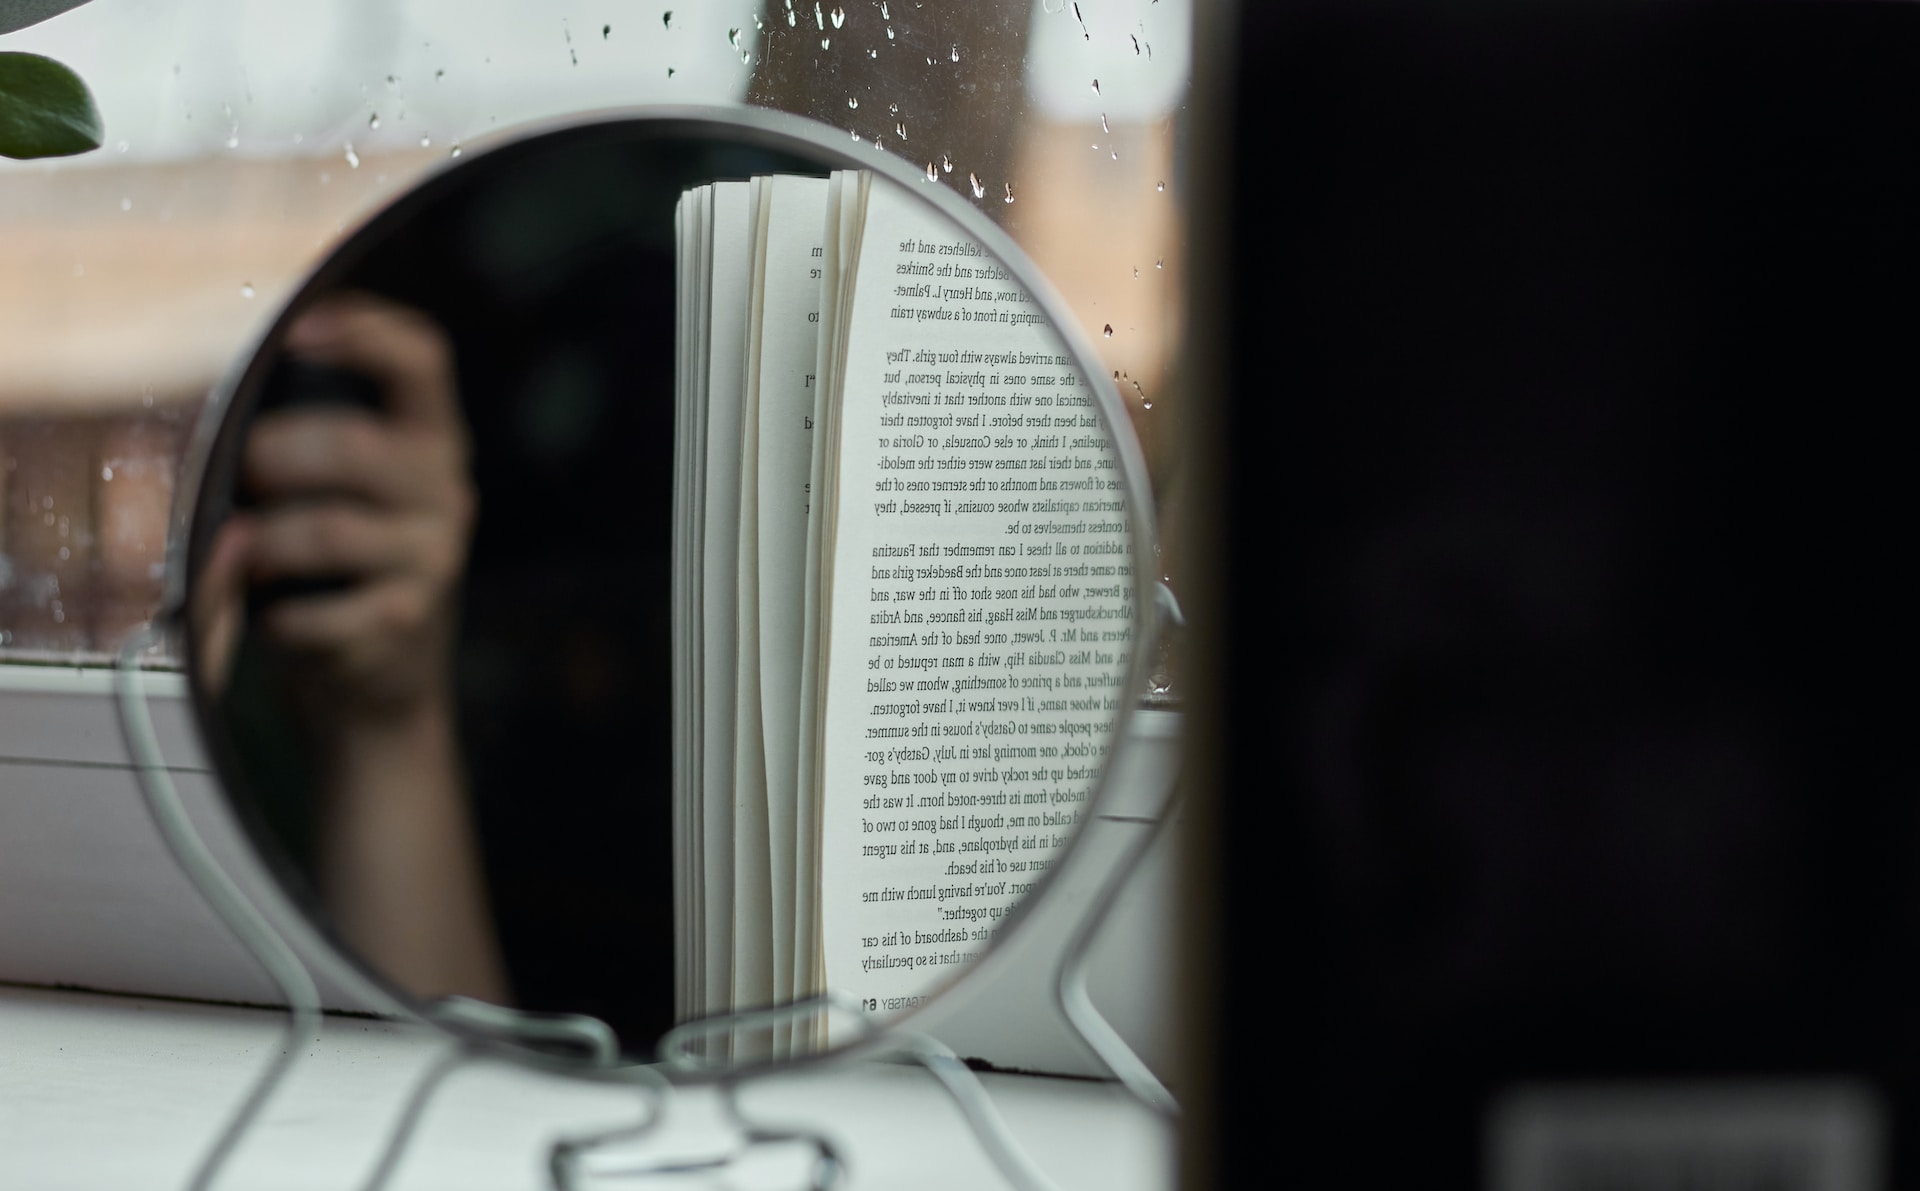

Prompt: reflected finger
[
  {"left": 249, "top": 505, "right": 459, "bottom": 584},
  {"left": 244, "top": 410, "right": 464, "bottom": 511},
  {"left": 258, "top": 576, "right": 439, "bottom": 654},
  {"left": 283, "top": 294, "right": 463, "bottom": 432}
]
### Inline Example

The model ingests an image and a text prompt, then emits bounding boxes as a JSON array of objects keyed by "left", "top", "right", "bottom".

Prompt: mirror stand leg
[{"left": 115, "top": 618, "right": 325, "bottom": 1191}]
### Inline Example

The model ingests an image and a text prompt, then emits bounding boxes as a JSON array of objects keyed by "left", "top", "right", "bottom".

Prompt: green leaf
[
  {"left": 3, "top": 1, "right": 97, "bottom": 37},
  {"left": 0, "top": 50, "right": 102, "bottom": 159}
]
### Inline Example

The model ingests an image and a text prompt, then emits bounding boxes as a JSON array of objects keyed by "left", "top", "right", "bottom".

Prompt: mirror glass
[{"left": 181, "top": 111, "right": 1147, "bottom": 1063}]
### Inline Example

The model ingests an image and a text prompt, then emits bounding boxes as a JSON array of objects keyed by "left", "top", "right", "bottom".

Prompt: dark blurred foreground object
[{"left": 1205, "top": 2, "right": 1920, "bottom": 1186}]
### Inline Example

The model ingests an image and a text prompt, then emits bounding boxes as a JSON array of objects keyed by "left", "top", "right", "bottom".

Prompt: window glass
[{"left": 1, "top": 0, "right": 1187, "bottom": 662}]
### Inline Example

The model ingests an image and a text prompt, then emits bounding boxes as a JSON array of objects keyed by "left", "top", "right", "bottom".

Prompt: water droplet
[
  {"left": 831, "top": 6, "right": 846, "bottom": 28},
  {"left": 873, "top": 136, "right": 885, "bottom": 151},
  {"left": 344, "top": 142, "right": 361, "bottom": 169},
  {"left": 897, "top": 122, "right": 907, "bottom": 139},
  {"left": 1091, "top": 78, "right": 1101, "bottom": 96},
  {"left": 1100, "top": 113, "right": 1110, "bottom": 134},
  {"left": 1156, "top": 180, "right": 1165, "bottom": 192},
  {"left": 1155, "top": 257, "right": 1164, "bottom": 269},
  {"left": 926, "top": 161, "right": 939, "bottom": 182},
  {"left": 889, "top": 102, "right": 899, "bottom": 115},
  {"left": 449, "top": 142, "right": 463, "bottom": 158},
  {"left": 57, "top": 547, "right": 70, "bottom": 561},
  {"left": 1003, "top": 182, "right": 1014, "bottom": 204},
  {"left": 729, "top": 27, "right": 741, "bottom": 47},
  {"left": 942, "top": 154, "right": 953, "bottom": 173},
  {"left": 101, "top": 466, "right": 114, "bottom": 482},
  {"left": 119, "top": 197, "right": 131, "bottom": 212},
  {"left": 950, "top": 45, "right": 960, "bottom": 62},
  {"left": 886, "top": 25, "right": 894, "bottom": 38},
  {"left": 822, "top": 37, "right": 832, "bottom": 49},
  {"left": 386, "top": 74, "right": 397, "bottom": 85},
  {"left": 662, "top": 10, "right": 672, "bottom": 27},
  {"left": 849, "top": 97, "right": 859, "bottom": 109},
  {"left": 52, "top": 608, "right": 65, "bottom": 624},
  {"left": 368, "top": 112, "right": 381, "bottom": 129},
  {"left": 435, "top": 69, "right": 445, "bottom": 80},
  {"left": 868, "top": 48, "right": 877, "bottom": 57},
  {"left": 787, "top": 10, "right": 796, "bottom": 25},
  {"left": 226, "top": 134, "right": 239, "bottom": 150},
  {"left": 115, "top": 139, "right": 129, "bottom": 153},
  {"left": 742, "top": 50, "right": 753, "bottom": 64},
  {"left": 969, "top": 172, "right": 984, "bottom": 198},
  {"left": 1102, "top": 324, "right": 1114, "bottom": 338},
  {"left": 853, "top": 128, "right": 863, "bottom": 140},
  {"left": 814, "top": 2, "right": 824, "bottom": 29},
  {"left": 603, "top": 23, "right": 611, "bottom": 38},
  {"left": 881, "top": 0, "right": 889, "bottom": 16},
  {"left": 1073, "top": 2, "right": 1090, "bottom": 39},
  {"left": 1132, "top": 34, "right": 1142, "bottom": 55},
  {"left": 1133, "top": 267, "right": 1140, "bottom": 279},
  {"left": 241, "top": 282, "right": 255, "bottom": 299},
  {"left": 668, "top": 66, "right": 677, "bottom": 77}
]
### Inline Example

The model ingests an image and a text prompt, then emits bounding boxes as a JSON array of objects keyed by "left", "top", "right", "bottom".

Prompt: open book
[{"left": 673, "top": 171, "right": 1135, "bottom": 1054}]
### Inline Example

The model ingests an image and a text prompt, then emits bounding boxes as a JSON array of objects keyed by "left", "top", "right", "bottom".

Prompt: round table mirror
[{"left": 175, "top": 107, "right": 1153, "bottom": 1068}]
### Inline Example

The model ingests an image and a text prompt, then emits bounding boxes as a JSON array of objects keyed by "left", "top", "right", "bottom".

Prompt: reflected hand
[{"left": 241, "top": 293, "right": 475, "bottom": 721}]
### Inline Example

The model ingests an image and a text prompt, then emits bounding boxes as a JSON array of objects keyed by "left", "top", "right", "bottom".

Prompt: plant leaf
[
  {"left": 1, "top": 0, "right": 94, "bottom": 37},
  {"left": 0, "top": 50, "right": 101, "bottom": 158}
]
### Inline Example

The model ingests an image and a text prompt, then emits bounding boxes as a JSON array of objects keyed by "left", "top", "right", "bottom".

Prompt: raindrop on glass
[
  {"left": 1073, "top": 2, "right": 1090, "bottom": 39},
  {"left": 1101, "top": 113, "right": 1110, "bottom": 134},
  {"left": 1102, "top": 324, "right": 1114, "bottom": 338},
  {"left": 450, "top": 142, "right": 463, "bottom": 157},
  {"left": 881, "top": 0, "right": 889, "bottom": 15},
  {"left": 1003, "top": 182, "right": 1014, "bottom": 204},
  {"left": 369, "top": 112, "right": 381, "bottom": 129},
  {"left": 115, "top": 139, "right": 129, "bottom": 153},
  {"left": 868, "top": 48, "right": 877, "bottom": 57},
  {"left": 886, "top": 25, "right": 894, "bottom": 39},
  {"left": 814, "top": 2, "right": 824, "bottom": 29},
  {"left": 787, "top": 9, "right": 797, "bottom": 24},
  {"left": 1155, "top": 257, "right": 1164, "bottom": 269},
  {"left": 58, "top": 547, "right": 71, "bottom": 561},
  {"left": 951, "top": 45, "right": 960, "bottom": 62},
  {"left": 1156, "top": 180, "right": 1166, "bottom": 192},
  {"left": 344, "top": 142, "right": 361, "bottom": 169},
  {"left": 849, "top": 97, "right": 859, "bottom": 109},
  {"left": 822, "top": 37, "right": 832, "bottom": 48},
  {"left": 241, "top": 282, "right": 255, "bottom": 298},
  {"left": 831, "top": 6, "right": 846, "bottom": 28},
  {"left": 1133, "top": 267, "right": 1140, "bottom": 279},
  {"left": 662, "top": 10, "right": 672, "bottom": 27},
  {"left": 101, "top": 466, "right": 114, "bottom": 482},
  {"left": 897, "top": 122, "right": 906, "bottom": 139},
  {"left": 1132, "top": 34, "right": 1142, "bottom": 55},
  {"left": 969, "top": 172, "right": 984, "bottom": 198},
  {"left": 729, "top": 27, "right": 741, "bottom": 47},
  {"left": 1091, "top": 78, "right": 1101, "bottom": 96},
  {"left": 435, "top": 69, "right": 445, "bottom": 80},
  {"left": 889, "top": 102, "right": 899, "bottom": 115},
  {"left": 926, "top": 161, "right": 939, "bottom": 182},
  {"left": 119, "top": 197, "right": 131, "bottom": 212},
  {"left": 603, "top": 23, "right": 611, "bottom": 38}
]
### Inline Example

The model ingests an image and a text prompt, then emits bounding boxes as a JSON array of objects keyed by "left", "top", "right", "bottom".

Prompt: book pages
[{"left": 815, "top": 177, "right": 1134, "bottom": 1035}]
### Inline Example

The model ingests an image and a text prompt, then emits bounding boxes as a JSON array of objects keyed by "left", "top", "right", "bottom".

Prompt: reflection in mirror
[{"left": 183, "top": 114, "right": 1145, "bottom": 1064}]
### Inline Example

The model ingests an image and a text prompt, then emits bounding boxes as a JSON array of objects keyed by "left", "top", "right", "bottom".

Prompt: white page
[
  {"left": 815, "top": 178, "right": 1136, "bottom": 1035},
  {"left": 700, "top": 181, "right": 754, "bottom": 1023},
  {"left": 671, "top": 190, "right": 697, "bottom": 1018},
  {"left": 750, "top": 174, "right": 831, "bottom": 1041},
  {"left": 731, "top": 180, "right": 774, "bottom": 1038},
  {"left": 675, "top": 187, "right": 716, "bottom": 1019},
  {"left": 792, "top": 170, "right": 851, "bottom": 1027}
]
